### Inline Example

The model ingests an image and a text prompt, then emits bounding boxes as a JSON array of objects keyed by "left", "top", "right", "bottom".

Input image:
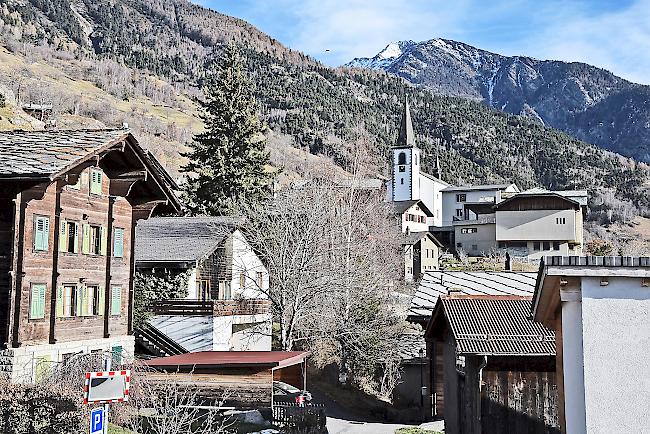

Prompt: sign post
[{"left": 83, "top": 354, "right": 130, "bottom": 434}]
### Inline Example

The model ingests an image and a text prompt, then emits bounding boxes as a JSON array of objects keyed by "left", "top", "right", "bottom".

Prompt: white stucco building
[{"left": 532, "top": 256, "right": 650, "bottom": 434}]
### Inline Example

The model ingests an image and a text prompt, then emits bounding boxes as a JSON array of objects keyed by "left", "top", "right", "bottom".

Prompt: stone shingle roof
[
  {"left": 409, "top": 271, "right": 536, "bottom": 319},
  {"left": 135, "top": 217, "right": 244, "bottom": 264},
  {"left": 438, "top": 296, "right": 555, "bottom": 356},
  {"left": 0, "top": 129, "right": 129, "bottom": 177}
]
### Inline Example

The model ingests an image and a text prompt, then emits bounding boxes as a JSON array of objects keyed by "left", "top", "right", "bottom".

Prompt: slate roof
[
  {"left": 398, "top": 332, "right": 426, "bottom": 363},
  {"left": 437, "top": 296, "right": 555, "bottom": 356},
  {"left": 395, "top": 97, "right": 415, "bottom": 148},
  {"left": 408, "top": 271, "right": 536, "bottom": 319},
  {"left": 135, "top": 217, "right": 243, "bottom": 264},
  {"left": 402, "top": 231, "right": 443, "bottom": 247},
  {"left": 0, "top": 129, "right": 129, "bottom": 177},
  {"left": 392, "top": 200, "right": 434, "bottom": 217}
]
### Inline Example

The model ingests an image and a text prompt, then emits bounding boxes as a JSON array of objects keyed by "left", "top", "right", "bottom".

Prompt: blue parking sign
[{"left": 90, "top": 408, "right": 104, "bottom": 434}]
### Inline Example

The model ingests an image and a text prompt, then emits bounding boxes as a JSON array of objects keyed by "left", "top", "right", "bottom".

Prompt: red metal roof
[{"left": 144, "top": 351, "right": 310, "bottom": 369}]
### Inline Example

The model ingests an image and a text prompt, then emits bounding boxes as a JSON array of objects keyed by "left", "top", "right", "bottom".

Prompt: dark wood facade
[{"left": 0, "top": 130, "right": 180, "bottom": 352}]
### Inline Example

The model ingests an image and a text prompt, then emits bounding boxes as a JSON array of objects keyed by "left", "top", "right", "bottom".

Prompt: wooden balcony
[{"left": 150, "top": 299, "right": 271, "bottom": 317}]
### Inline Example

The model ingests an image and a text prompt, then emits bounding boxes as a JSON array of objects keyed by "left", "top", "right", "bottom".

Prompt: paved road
[{"left": 315, "top": 387, "right": 417, "bottom": 434}]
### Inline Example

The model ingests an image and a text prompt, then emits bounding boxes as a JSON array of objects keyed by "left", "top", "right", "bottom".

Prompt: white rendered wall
[
  {"left": 185, "top": 267, "right": 198, "bottom": 299},
  {"left": 401, "top": 203, "right": 430, "bottom": 233},
  {"left": 559, "top": 288, "right": 587, "bottom": 434},
  {"left": 579, "top": 277, "right": 650, "bottom": 434},
  {"left": 392, "top": 148, "right": 419, "bottom": 202},
  {"left": 231, "top": 230, "right": 269, "bottom": 299},
  {"left": 441, "top": 189, "right": 501, "bottom": 226},
  {"left": 419, "top": 175, "right": 445, "bottom": 227},
  {"left": 496, "top": 209, "right": 578, "bottom": 242}
]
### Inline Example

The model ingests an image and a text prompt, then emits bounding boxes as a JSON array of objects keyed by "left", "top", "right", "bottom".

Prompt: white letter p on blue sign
[{"left": 90, "top": 408, "right": 104, "bottom": 434}]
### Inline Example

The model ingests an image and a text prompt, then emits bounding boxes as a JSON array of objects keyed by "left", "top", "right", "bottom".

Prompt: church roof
[{"left": 396, "top": 98, "right": 416, "bottom": 148}]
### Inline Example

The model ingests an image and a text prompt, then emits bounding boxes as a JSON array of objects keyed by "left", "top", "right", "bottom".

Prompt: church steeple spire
[{"left": 396, "top": 96, "right": 416, "bottom": 148}]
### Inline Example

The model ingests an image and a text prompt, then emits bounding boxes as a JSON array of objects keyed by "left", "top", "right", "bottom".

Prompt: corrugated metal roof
[
  {"left": 0, "top": 129, "right": 128, "bottom": 177},
  {"left": 135, "top": 216, "right": 243, "bottom": 264},
  {"left": 442, "top": 297, "right": 555, "bottom": 356},
  {"left": 409, "top": 271, "right": 536, "bottom": 318}
]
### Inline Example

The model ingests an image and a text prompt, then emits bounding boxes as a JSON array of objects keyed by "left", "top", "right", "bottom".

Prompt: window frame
[
  {"left": 113, "top": 227, "right": 125, "bottom": 258},
  {"left": 110, "top": 285, "right": 122, "bottom": 316},
  {"left": 456, "top": 194, "right": 467, "bottom": 203},
  {"left": 89, "top": 168, "right": 103, "bottom": 196}
]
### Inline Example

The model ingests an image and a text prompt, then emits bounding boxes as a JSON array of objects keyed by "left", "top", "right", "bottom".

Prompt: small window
[
  {"left": 239, "top": 273, "right": 246, "bottom": 289},
  {"left": 90, "top": 169, "right": 102, "bottom": 195},
  {"left": 111, "top": 285, "right": 122, "bottom": 316},
  {"left": 456, "top": 209, "right": 464, "bottom": 217},
  {"left": 90, "top": 285, "right": 103, "bottom": 316},
  {"left": 400, "top": 178, "right": 404, "bottom": 185},
  {"left": 553, "top": 242, "right": 561, "bottom": 251},
  {"left": 543, "top": 242, "right": 551, "bottom": 251},
  {"left": 456, "top": 194, "right": 466, "bottom": 203},
  {"left": 414, "top": 154, "right": 418, "bottom": 165},
  {"left": 398, "top": 152, "right": 406, "bottom": 165},
  {"left": 256, "top": 272, "right": 263, "bottom": 288},
  {"left": 456, "top": 242, "right": 463, "bottom": 248},
  {"left": 197, "top": 279, "right": 210, "bottom": 300},
  {"left": 57, "top": 284, "right": 78, "bottom": 318},
  {"left": 60, "top": 221, "right": 79, "bottom": 254},
  {"left": 533, "top": 242, "right": 541, "bottom": 251},
  {"left": 29, "top": 283, "right": 46, "bottom": 319},
  {"left": 68, "top": 176, "right": 81, "bottom": 190},
  {"left": 471, "top": 244, "right": 478, "bottom": 251},
  {"left": 33, "top": 216, "right": 50, "bottom": 252},
  {"left": 556, "top": 217, "right": 566, "bottom": 225},
  {"left": 219, "top": 281, "right": 231, "bottom": 300},
  {"left": 83, "top": 225, "right": 106, "bottom": 255},
  {"left": 113, "top": 228, "right": 124, "bottom": 258}
]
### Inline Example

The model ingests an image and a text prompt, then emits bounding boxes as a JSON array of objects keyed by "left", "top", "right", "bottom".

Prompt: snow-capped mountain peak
[{"left": 345, "top": 40, "right": 415, "bottom": 69}]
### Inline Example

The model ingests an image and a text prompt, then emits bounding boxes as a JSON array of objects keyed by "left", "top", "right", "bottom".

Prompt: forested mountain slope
[
  {"left": 0, "top": 0, "right": 647, "bottom": 220},
  {"left": 347, "top": 39, "right": 650, "bottom": 163}
]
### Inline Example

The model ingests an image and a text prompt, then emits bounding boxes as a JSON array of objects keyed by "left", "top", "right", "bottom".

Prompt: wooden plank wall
[
  {"left": 0, "top": 194, "right": 15, "bottom": 345},
  {"left": 273, "top": 364, "right": 304, "bottom": 389},
  {"left": 144, "top": 367, "right": 273, "bottom": 409},
  {"left": 16, "top": 167, "right": 132, "bottom": 346},
  {"left": 480, "top": 366, "right": 560, "bottom": 434}
]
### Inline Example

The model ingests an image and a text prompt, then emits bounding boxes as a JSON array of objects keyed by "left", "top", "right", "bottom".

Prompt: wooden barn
[
  {"left": 144, "top": 351, "right": 311, "bottom": 409},
  {"left": 0, "top": 129, "right": 180, "bottom": 383},
  {"left": 425, "top": 295, "right": 559, "bottom": 434}
]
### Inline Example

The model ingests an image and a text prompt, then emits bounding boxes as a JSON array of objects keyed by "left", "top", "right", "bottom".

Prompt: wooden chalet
[
  {"left": 425, "top": 295, "right": 558, "bottom": 434},
  {"left": 0, "top": 129, "right": 180, "bottom": 382}
]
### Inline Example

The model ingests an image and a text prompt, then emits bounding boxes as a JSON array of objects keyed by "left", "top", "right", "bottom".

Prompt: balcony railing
[
  {"left": 150, "top": 299, "right": 271, "bottom": 317},
  {"left": 452, "top": 216, "right": 496, "bottom": 225}
]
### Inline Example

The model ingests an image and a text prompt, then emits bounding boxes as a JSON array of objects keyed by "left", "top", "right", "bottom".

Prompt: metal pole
[{"left": 103, "top": 352, "right": 111, "bottom": 434}]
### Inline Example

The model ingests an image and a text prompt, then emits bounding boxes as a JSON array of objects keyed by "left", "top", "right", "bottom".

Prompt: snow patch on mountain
[{"left": 345, "top": 40, "right": 414, "bottom": 69}]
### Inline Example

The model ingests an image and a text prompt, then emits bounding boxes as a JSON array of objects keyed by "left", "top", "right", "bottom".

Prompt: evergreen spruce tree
[{"left": 181, "top": 43, "right": 273, "bottom": 215}]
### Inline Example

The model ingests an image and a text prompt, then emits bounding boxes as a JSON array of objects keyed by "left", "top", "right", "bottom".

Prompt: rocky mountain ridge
[{"left": 346, "top": 38, "right": 650, "bottom": 162}]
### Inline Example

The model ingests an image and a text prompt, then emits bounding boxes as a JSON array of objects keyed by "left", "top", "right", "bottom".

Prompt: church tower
[{"left": 392, "top": 97, "right": 421, "bottom": 202}]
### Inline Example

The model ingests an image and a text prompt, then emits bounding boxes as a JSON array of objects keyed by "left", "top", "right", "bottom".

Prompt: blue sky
[{"left": 202, "top": 0, "right": 650, "bottom": 84}]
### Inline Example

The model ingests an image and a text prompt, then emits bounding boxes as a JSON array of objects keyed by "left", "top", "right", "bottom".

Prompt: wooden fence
[
  {"left": 272, "top": 403, "right": 326, "bottom": 429},
  {"left": 150, "top": 299, "right": 271, "bottom": 317},
  {"left": 480, "top": 370, "right": 560, "bottom": 434}
]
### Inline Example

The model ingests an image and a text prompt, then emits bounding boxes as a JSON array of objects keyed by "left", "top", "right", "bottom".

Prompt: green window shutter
[
  {"left": 29, "top": 284, "right": 46, "bottom": 319},
  {"left": 34, "top": 216, "right": 49, "bottom": 251},
  {"left": 98, "top": 286, "right": 105, "bottom": 316},
  {"left": 113, "top": 228, "right": 124, "bottom": 258},
  {"left": 56, "top": 286, "right": 64, "bottom": 318},
  {"left": 111, "top": 345, "right": 123, "bottom": 365},
  {"left": 59, "top": 221, "right": 67, "bottom": 252},
  {"left": 75, "top": 286, "right": 83, "bottom": 317},
  {"left": 82, "top": 224, "right": 90, "bottom": 254},
  {"left": 90, "top": 170, "right": 102, "bottom": 195},
  {"left": 100, "top": 227, "right": 107, "bottom": 256},
  {"left": 111, "top": 285, "right": 121, "bottom": 316},
  {"left": 73, "top": 223, "right": 79, "bottom": 254}
]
